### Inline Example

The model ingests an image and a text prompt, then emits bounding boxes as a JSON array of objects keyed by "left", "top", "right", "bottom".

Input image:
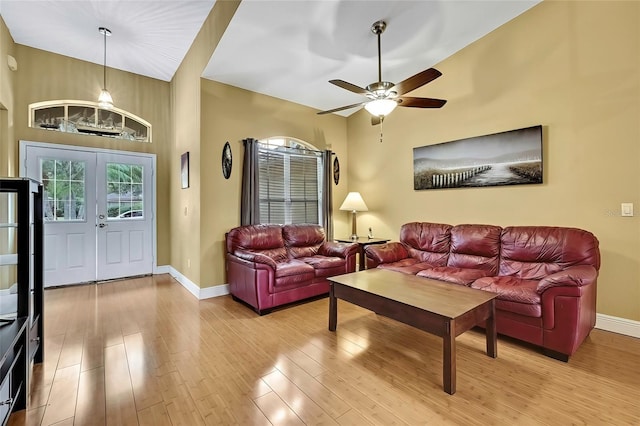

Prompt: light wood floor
[{"left": 7, "top": 274, "right": 640, "bottom": 425}]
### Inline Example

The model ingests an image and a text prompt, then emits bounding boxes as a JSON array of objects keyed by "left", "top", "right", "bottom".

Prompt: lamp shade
[
  {"left": 339, "top": 192, "right": 368, "bottom": 212},
  {"left": 364, "top": 99, "right": 397, "bottom": 117}
]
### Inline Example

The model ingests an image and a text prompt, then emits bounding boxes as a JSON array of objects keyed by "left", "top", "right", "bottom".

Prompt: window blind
[{"left": 258, "top": 146, "right": 321, "bottom": 224}]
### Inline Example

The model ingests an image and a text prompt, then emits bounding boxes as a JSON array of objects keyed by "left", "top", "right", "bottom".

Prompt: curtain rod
[{"left": 257, "top": 142, "right": 327, "bottom": 155}]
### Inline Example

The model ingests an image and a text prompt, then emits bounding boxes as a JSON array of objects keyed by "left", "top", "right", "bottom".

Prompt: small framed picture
[
  {"left": 181, "top": 152, "right": 189, "bottom": 189},
  {"left": 333, "top": 157, "right": 340, "bottom": 185}
]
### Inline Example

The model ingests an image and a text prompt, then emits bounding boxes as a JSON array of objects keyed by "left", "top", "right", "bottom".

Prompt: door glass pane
[
  {"left": 41, "top": 159, "right": 86, "bottom": 222},
  {"left": 106, "top": 163, "right": 144, "bottom": 219}
]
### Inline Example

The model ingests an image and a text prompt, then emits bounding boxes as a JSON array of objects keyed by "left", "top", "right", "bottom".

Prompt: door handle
[{"left": 98, "top": 223, "right": 107, "bottom": 228}]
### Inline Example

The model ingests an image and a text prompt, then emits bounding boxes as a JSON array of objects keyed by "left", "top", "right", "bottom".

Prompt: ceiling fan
[{"left": 318, "top": 20, "right": 447, "bottom": 125}]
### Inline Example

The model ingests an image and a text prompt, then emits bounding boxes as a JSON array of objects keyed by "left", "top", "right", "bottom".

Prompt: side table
[{"left": 335, "top": 237, "right": 390, "bottom": 271}]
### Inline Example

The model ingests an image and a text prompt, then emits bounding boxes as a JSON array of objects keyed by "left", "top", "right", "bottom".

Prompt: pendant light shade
[
  {"left": 98, "top": 27, "right": 113, "bottom": 109},
  {"left": 98, "top": 89, "right": 113, "bottom": 109}
]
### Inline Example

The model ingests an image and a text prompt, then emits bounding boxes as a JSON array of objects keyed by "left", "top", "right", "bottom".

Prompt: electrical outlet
[{"left": 621, "top": 203, "right": 634, "bottom": 217}]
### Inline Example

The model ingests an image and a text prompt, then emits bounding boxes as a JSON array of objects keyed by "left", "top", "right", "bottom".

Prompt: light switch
[{"left": 621, "top": 203, "right": 634, "bottom": 217}]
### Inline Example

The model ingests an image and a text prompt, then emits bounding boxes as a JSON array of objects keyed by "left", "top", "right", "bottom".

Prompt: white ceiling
[
  {"left": 0, "top": 0, "right": 540, "bottom": 116},
  {"left": 0, "top": 0, "right": 217, "bottom": 82}
]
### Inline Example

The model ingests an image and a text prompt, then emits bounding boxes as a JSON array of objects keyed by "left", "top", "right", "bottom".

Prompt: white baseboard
[
  {"left": 161, "top": 265, "right": 229, "bottom": 300},
  {"left": 199, "top": 283, "right": 230, "bottom": 299},
  {"left": 595, "top": 313, "right": 640, "bottom": 338},
  {"left": 154, "top": 265, "right": 171, "bottom": 275}
]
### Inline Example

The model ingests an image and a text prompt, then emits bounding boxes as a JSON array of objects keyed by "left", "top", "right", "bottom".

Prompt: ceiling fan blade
[
  {"left": 397, "top": 97, "right": 447, "bottom": 108},
  {"left": 392, "top": 68, "right": 442, "bottom": 96},
  {"left": 329, "top": 79, "right": 370, "bottom": 95},
  {"left": 317, "top": 102, "right": 365, "bottom": 115}
]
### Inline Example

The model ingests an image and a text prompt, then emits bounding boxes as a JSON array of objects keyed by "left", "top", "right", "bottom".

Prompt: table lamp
[{"left": 339, "top": 192, "right": 368, "bottom": 240}]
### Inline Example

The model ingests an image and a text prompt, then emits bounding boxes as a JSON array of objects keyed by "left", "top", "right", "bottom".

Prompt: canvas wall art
[{"left": 413, "top": 125, "right": 543, "bottom": 190}]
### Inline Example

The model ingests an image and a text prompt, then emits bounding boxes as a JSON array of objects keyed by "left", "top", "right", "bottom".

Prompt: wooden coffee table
[{"left": 328, "top": 268, "right": 497, "bottom": 394}]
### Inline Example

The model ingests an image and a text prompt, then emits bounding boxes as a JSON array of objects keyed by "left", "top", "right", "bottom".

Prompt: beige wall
[
  {"left": 11, "top": 45, "right": 172, "bottom": 265},
  {"left": 170, "top": 0, "right": 241, "bottom": 287},
  {"left": 346, "top": 1, "right": 640, "bottom": 320},
  {"left": 0, "top": 16, "right": 16, "bottom": 176},
  {"left": 171, "top": 0, "right": 350, "bottom": 289},
  {"left": 199, "top": 79, "right": 350, "bottom": 287}
]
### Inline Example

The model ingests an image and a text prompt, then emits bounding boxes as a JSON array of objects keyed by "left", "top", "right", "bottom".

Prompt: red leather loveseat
[
  {"left": 365, "top": 222, "right": 600, "bottom": 360},
  {"left": 226, "top": 224, "right": 358, "bottom": 315}
]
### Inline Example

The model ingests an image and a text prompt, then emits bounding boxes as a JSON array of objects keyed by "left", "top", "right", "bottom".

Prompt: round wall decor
[
  {"left": 222, "top": 141, "right": 232, "bottom": 179},
  {"left": 333, "top": 157, "right": 340, "bottom": 185}
]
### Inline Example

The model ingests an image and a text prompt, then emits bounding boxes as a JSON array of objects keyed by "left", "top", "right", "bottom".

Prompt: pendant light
[{"left": 98, "top": 27, "right": 113, "bottom": 109}]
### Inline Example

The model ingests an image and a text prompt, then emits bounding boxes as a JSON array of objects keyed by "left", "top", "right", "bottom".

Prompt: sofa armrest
[
  {"left": 233, "top": 249, "right": 277, "bottom": 270},
  {"left": 319, "top": 241, "right": 359, "bottom": 258},
  {"left": 364, "top": 242, "right": 409, "bottom": 264},
  {"left": 537, "top": 265, "right": 598, "bottom": 294}
]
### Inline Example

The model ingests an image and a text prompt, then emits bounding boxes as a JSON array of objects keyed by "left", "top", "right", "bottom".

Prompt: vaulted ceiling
[{"left": 0, "top": 0, "right": 540, "bottom": 116}]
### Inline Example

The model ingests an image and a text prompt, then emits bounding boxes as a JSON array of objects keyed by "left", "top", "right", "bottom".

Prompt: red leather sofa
[
  {"left": 226, "top": 224, "right": 358, "bottom": 315},
  {"left": 365, "top": 222, "right": 600, "bottom": 361}
]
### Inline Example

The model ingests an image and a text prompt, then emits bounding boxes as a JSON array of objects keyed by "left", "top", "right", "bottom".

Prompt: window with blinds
[{"left": 258, "top": 138, "right": 322, "bottom": 225}]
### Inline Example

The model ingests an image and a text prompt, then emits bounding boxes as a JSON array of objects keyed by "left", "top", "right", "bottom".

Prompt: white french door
[
  {"left": 96, "top": 152, "right": 153, "bottom": 281},
  {"left": 21, "top": 143, "right": 155, "bottom": 287}
]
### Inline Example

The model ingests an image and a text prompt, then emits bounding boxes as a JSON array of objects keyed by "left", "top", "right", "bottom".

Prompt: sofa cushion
[
  {"left": 471, "top": 276, "right": 542, "bottom": 319},
  {"left": 283, "top": 224, "right": 325, "bottom": 258},
  {"left": 448, "top": 224, "right": 501, "bottom": 275},
  {"left": 379, "top": 259, "right": 438, "bottom": 275},
  {"left": 299, "top": 256, "right": 346, "bottom": 278},
  {"left": 495, "top": 300, "right": 542, "bottom": 318},
  {"left": 227, "top": 224, "right": 288, "bottom": 262},
  {"left": 274, "top": 260, "right": 315, "bottom": 287},
  {"left": 499, "top": 226, "right": 600, "bottom": 279},
  {"left": 400, "top": 222, "right": 452, "bottom": 266},
  {"left": 416, "top": 266, "right": 493, "bottom": 286},
  {"left": 471, "top": 276, "right": 541, "bottom": 306}
]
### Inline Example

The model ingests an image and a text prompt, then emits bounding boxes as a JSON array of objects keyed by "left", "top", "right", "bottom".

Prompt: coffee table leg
[
  {"left": 329, "top": 283, "right": 337, "bottom": 331},
  {"left": 486, "top": 299, "right": 497, "bottom": 358},
  {"left": 443, "top": 320, "right": 456, "bottom": 394}
]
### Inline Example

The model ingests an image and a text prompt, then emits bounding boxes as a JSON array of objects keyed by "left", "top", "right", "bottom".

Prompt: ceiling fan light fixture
[
  {"left": 318, "top": 20, "right": 446, "bottom": 120},
  {"left": 365, "top": 98, "right": 397, "bottom": 117}
]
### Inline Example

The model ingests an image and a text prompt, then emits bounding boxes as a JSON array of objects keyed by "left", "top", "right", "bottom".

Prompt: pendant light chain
[
  {"left": 103, "top": 28, "right": 107, "bottom": 90},
  {"left": 98, "top": 27, "right": 113, "bottom": 109}
]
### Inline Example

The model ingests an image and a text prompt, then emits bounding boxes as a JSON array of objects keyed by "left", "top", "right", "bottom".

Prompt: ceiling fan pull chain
[{"left": 379, "top": 117, "right": 384, "bottom": 143}]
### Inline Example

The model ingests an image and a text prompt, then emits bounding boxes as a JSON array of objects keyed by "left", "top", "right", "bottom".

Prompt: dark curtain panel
[
  {"left": 322, "top": 150, "right": 334, "bottom": 240},
  {"left": 241, "top": 138, "right": 260, "bottom": 225}
]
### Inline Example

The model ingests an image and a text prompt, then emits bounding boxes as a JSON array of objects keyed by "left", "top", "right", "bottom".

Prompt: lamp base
[{"left": 350, "top": 211, "right": 358, "bottom": 241}]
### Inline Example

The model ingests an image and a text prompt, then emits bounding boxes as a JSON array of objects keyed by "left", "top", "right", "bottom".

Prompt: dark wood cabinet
[{"left": 0, "top": 178, "right": 43, "bottom": 425}]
